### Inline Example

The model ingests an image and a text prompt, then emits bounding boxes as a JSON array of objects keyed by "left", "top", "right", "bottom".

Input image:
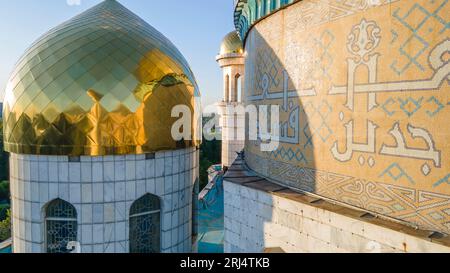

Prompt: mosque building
[
  {"left": 2, "top": 0, "right": 450, "bottom": 255},
  {"left": 220, "top": 0, "right": 450, "bottom": 253},
  {"left": 2, "top": 0, "right": 200, "bottom": 253}
]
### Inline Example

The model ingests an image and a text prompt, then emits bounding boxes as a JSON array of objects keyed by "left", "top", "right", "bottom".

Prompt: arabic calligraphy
[
  {"left": 250, "top": 70, "right": 304, "bottom": 145},
  {"left": 247, "top": 70, "right": 316, "bottom": 102},
  {"left": 331, "top": 120, "right": 378, "bottom": 162},
  {"left": 344, "top": 19, "right": 381, "bottom": 112},
  {"left": 329, "top": 39, "right": 450, "bottom": 96},
  {"left": 331, "top": 20, "right": 446, "bottom": 170},
  {"left": 380, "top": 122, "right": 441, "bottom": 167}
]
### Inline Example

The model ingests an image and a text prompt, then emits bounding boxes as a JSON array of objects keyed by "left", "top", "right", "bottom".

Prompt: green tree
[
  {"left": 0, "top": 181, "right": 9, "bottom": 201},
  {"left": 199, "top": 115, "right": 222, "bottom": 190},
  {"left": 0, "top": 209, "right": 11, "bottom": 242},
  {"left": 0, "top": 119, "right": 8, "bottom": 181},
  {"left": 0, "top": 203, "right": 9, "bottom": 222}
]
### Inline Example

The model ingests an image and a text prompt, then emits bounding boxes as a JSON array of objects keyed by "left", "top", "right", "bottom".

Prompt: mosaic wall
[{"left": 243, "top": 0, "right": 450, "bottom": 233}]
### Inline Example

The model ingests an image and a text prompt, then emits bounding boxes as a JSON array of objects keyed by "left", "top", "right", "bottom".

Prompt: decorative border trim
[{"left": 234, "top": 0, "right": 298, "bottom": 43}]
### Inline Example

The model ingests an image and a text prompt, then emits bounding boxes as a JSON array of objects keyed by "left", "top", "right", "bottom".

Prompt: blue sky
[{"left": 0, "top": 0, "right": 235, "bottom": 106}]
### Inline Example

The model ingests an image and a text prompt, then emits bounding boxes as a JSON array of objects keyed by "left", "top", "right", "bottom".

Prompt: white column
[
  {"left": 224, "top": 74, "right": 230, "bottom": 102},
  {"left": 240, "top": 73, "right": 245, "bottom": 103},
  {"left": 230, "top": 70, "right": 237, "bottom": 102}
]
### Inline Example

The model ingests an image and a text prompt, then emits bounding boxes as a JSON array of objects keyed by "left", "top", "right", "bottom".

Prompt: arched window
[
  {"left": 129, "top": 194, "right": 161, "bottom": 253},
  {"left": 45, "top": 199, "right": 78, "bottom": 253}
]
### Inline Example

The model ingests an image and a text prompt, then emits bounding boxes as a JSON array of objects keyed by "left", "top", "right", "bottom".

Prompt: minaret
[{"left": 216, "top": 31, "right": 245, "bottom": 169}]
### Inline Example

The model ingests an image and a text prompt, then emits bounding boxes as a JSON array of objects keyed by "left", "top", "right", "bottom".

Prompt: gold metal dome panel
[
  {"left": 2, "top": 0, "right": 201, "bottom": 156},
  {"left": 219, "top": 31, "right": 243, "bottom": 55}
]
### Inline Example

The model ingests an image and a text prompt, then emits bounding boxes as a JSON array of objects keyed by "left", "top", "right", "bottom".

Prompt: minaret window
[
  {"left": 45, "top": 199, "right": 78, "bottom": 253},
  {"left": 129, "top": 194, "right": 161, "bottom": 253}
]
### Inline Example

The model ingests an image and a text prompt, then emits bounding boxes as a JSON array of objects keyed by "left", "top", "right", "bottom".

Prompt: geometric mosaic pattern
[
  {"left": 434, "top": 174, "right": 450, "bottom": 188},
  {"left": 45, "top": 199, "right": 77, "bottom": 253},
  {"left": 234, "top": 0, "right": 297, "bottom": 40},
  {"left": 379, "top": 163, "right": 416, "bottom": 185},
  {"left": 46, "top": 220, "right": 78, "bottom": 254},
  {"left": 398, "top": 97, "right": 424, "bottom": 117},
  {"left": 243, "top": 0, "right": 450, "bottom": 235},
  {"left": 312, "top": 30, "right": 335, "bottom": 81},
  {"left": 266, "top": 147, "right": 308, "bottom": 164},
  {"left": 234, "top": 0, "right": 400, "bottom": 41},
  {"left": 391, "top": 1, "right": 449, "bottom": 75},
  {"left": 303, "top": 100, "right": 333, "bottom": 148},
  {"left": 381, "top": 96, "right": 446, "bottom": 117},
  {"left": 247, "top": 152, "right": 450, "bottom": 233},
  {"left": 129, "top": 194, "right": 161, "bottom": 253},
  {"left": 255, "top": 48, "right": 282, "bottom": 93}
]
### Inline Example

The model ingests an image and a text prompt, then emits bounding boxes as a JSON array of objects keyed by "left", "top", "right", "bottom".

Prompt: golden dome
[
  {"left": 2, "top": 0, "right": 201, "bottom": 156},
  {"left": 219, "top": 31, "right": 243, "bottom": 55}
]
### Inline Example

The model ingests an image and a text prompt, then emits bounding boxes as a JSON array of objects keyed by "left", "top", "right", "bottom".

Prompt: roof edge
[{"left": 233, "top": 0, "right": 299, "bottom": 45}]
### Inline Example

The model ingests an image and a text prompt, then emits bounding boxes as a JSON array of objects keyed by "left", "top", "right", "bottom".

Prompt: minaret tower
[{"left": 216, "top": 31, "right": 245, "bottom": 169}]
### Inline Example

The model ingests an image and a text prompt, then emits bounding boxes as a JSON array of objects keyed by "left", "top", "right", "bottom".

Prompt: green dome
[{"left": 219, "top": 31, "right": 243, "bottom": 55}]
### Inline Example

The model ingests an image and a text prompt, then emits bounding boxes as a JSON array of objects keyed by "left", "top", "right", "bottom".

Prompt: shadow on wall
[
  {"left": 245, "top": 26, "right": 321, "bottom": 189},
  {"left": 243, "top": 28, "right": 316, "bottom": 192},
  {"left": 223, "top": 27, "right": 317, "bottom": 253},
  {"left": 228, "top": 0, "right": 450, "bottom": 251}
]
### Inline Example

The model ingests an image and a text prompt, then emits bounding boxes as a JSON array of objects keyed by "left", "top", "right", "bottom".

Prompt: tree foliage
[
  {"left": 0, "top": 119, "right": 8, "bottom": 181},
  {"left": 0, "top": 119, "right": 11, "bottom": 231},
  {"left": 0, "top": 181, "right": 9, "bottom": 202},
  {"left": 199, "top": 115, "right": 222, "bottom": 190},
  {"left": 0, "top": 209, "right": 11, "bottom": 242},
  {"left": 0, "top": 203, "right": 9, "bottom": 222}
]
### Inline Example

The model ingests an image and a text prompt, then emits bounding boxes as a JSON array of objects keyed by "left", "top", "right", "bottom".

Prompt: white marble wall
[
  {"left": 9, "top": 147, "right": 199, "bottom": 253},
  {"left": 220, "top": 103, "right": 245, "bottom": 168},
  {"left": 223, "top": 181, "right": 450, "bottom": 253}
]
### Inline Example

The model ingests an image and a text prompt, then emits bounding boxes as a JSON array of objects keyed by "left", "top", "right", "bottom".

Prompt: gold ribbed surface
[
  {"left": 2, "top": 0, "right": 201, "bottom": 156},
  {"left": 219, "top": 31, "right": 243, "bottom": 55}
]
